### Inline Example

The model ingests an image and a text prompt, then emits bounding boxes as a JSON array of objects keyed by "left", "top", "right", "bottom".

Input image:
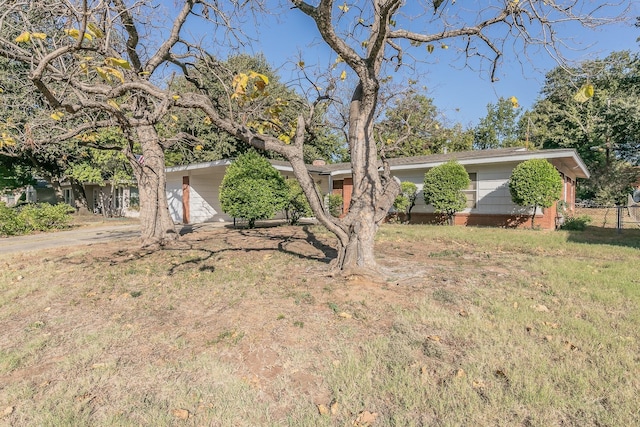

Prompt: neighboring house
[
  {"left": 1, "top": 179, "right": 58, "bottom": 206},
  {"left": 59, "top": 181, "right": 140, "bottom": 217},
  {"left": 165, "top": 147, "right": 589, "bottom": 230}
]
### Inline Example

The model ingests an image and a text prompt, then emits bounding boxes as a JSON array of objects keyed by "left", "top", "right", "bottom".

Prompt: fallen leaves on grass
[
  {"left": 2, "top": 406, "right": 14, "bottom": 417},
  {"left": 171, "top": 408, "right": 190, "bottom": 420},
  {"left": 353, "top": 410, "right": 379, "bottom": 426},
  {"left": 532, "top": 304, "right": 549, "bottom": 312}
]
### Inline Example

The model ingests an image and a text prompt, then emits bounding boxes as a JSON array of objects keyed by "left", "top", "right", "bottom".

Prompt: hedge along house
[
  {"left": 326, "top": 147, "right": 589, "bottom": 229},
  {"left": 164, "top": 147, "right": 589, "bottom": 230}
]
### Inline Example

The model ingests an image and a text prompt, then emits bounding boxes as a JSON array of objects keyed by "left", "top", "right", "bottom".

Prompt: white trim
[
  {"left": 165, "top": 159, "right": 232, "bottom": 173},
  {"left": 385, "top": 150, "right": 589, "bottom": 179}
]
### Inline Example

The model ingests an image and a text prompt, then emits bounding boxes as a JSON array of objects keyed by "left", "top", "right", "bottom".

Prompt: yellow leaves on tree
[
  {"left": 105, "top": 57, "right": 131, "bottom": 70},
  {"left": 509, "top": 96, "right": 520, "bottom": 108},
  {"left": 87, "top": 23, "right": 104, "bottom": 39},
  {"left": 50, "top": 111, "right": 65, "bottom": 121},
  {"left": 338, "top": 2, "right": 349, "bottom": 12},
  {"left": 0, "top": 132, "right": 16, "bottom": 148},
  {"left": 96, "top": 66, "right": 124, "bottom": 83},
  {"left": 14, "top": 32, "right": 47, "bottom": 43},
  {"left": 573, "top": 84, "right": 595, "bottom": 103},
  {"left": 65, "top": 28, "right": 92, "bottom": 41},
  {"left": 231, "top": 71, "right": 269, "bottom": 102},
  {"left": 107, "top": 99, "right": 120, "bottom": 111}
]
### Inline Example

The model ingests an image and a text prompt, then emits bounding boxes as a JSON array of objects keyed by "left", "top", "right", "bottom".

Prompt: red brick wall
[{"left": 401, "top": 209, "right": 557, "bottom": 230}]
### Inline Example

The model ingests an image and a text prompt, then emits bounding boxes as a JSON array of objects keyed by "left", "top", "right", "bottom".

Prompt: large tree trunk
[
  {"left": 332, "top": 82, "right": 398, "bottom": 272},
  {"left": 130, "top": 125, "right": 178, "bottom": 247},
  {"left": 69, "top": 178, "right": 90, "bottom": 214}
]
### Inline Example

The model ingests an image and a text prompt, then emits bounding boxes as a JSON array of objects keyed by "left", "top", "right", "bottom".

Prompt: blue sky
[{"left": 176, "top": 1, "right": 639, "bottom": 127}]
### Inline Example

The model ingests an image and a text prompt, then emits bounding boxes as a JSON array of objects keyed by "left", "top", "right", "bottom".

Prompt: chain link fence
[{"left": 572, "top": 203, "right": 640, "bottom": 230}]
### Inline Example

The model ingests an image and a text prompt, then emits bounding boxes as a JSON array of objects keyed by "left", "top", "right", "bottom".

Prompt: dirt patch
[{"left": 0, "top": 226, "right": 520, "bottom": 425}]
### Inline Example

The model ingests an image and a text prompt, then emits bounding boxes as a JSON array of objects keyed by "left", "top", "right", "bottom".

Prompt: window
[
  {"left": 462, "top": 173, "right": 477, "bottom": 209},
  {"left": 115, "top": 187, "right": 124, "bottom": 209},
  {"left": 129, "top": 187, "right": 139, "bottom": 209},
  {"left": 63, "top": 188, "right": 73, "bottom": 205}
]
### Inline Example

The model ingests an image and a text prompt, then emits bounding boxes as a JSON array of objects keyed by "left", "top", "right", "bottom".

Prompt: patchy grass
[{"left": 1, "top": 224, "right": 639, "bottom": 426}]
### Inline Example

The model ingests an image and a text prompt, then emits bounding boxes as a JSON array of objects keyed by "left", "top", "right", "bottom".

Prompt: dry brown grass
[{"left": 1, "top": 223, "right": 639, "bottom": 426}]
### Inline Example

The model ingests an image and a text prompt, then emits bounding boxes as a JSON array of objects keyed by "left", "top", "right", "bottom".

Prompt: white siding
[
  {"left": 189, "top": 171, "right": 230, "bottom": 223},
  {"left": 165, "top": 176, "right": 183, "bottom": 223},
  {"left": 390, "top": 162, "right": 534, "bottom": 216}
]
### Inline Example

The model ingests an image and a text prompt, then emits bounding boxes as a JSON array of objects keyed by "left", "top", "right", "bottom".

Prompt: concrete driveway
[{"left": 0, "top": 224, "right": 141, "bottom": 255}]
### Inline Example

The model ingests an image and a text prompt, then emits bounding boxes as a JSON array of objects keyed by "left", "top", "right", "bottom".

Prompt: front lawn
[{"left": 1, "top": 224, "right": 638, "bottom": 426}]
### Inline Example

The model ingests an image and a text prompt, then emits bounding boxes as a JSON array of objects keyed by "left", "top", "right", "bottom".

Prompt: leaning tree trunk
[{"left": 130, "top": 125, "right": 178, "bottom": 247}]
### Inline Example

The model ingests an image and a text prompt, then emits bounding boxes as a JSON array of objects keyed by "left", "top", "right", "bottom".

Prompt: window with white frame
[{"left": 463, "top": 173, "right": 477, "bottom": 209}]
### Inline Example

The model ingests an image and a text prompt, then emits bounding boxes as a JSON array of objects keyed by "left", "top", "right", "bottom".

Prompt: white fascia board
[
  {"left": 272, "top": 165, "right": 293, "bottom": 172},
  {"left": 328, "top": 168, "right": 354, "bottom": 176},
  {"left": 165, "top": 159, "right": 232, "bottom": 173},
  {"left": 388, "top": 150, "right": 590, "bottom": 178}
]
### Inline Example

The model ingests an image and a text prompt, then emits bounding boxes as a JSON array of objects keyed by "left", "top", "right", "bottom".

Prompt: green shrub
[
  {"left": 0, "top": 202, "right": 74, "bottom": 236},
  {"left": 393, "top": 181, "right": 418, "bottom": 223},
  {"left": 219, "top": 151, "right": 288, "bottom": 228},
  {"left": 326, "top": 193, "right": 344, "bottom": 217},
  {"left": 423, "top": 160, "right": 470, "bottom": 225},
  {"left": 561, "top": 215, "right": 592, "bottom": 231},
  {"left": 0, "top": 202, "right": 25, "bottom": 235},
  {"left": 509, "top": 159, "right": 562, "bottom": 229},
  {"left": 19, "top": 203, "right": 75, "bottom": 232},
  {"left": 284, "top": 179, "right": 312, "bottom": 225}
]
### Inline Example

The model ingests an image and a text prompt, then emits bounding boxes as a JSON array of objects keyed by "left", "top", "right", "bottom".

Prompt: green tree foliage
[
  {"left": 0, "top": 157, "right": 34, "bottom": 192},
  {"left": 423, "top": 160, "right": 470, "bottom": 224},
  {"left": 509, "top": 159, "right": 562, "bottom": 228},
  {"left": 528, "top": 51, "right": 640, "bottom": 202},
  {"left": 284, "top": 179, "right": 312, "bottom": 225},
  {"left": 393, "top": 181, "right": 418, "bottom": 222},
  {"left": 473, "top": 97, "right": 526, "bottom": 149},
  {"left": 377, "top": 93, "right": 472, "bottom": 157},
  {"left": 326, "top": 193, "right": 344, "bottom": 218},
  {"left": 219, "top": 151, "right": 288, "bottom": 228}
]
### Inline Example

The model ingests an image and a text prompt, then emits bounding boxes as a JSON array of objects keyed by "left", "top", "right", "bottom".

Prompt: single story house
[{"left": 165, "top": 147, "right": 589, "bottom": 230}]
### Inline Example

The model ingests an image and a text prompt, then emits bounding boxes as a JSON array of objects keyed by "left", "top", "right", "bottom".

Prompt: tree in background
[
  {"left": 528, "top": 51, "right": 640, "bottom": 203},
  {"left": 377, "top": 93, "right": 475, "bottom": 157},
  {"left": 509, "top": 159, "right": 563, "bottom": 228},
  {"left": 219, "top": 151, "right": 288, "bottom": 228},
  {"left": 393, "top": 181, "right": 418, "bottom": 223},
  {"left": 474, "top": 97, "right": 525, "bottom": 149},
  {"left": 423, "top": 160, "right": 470, "bottom": 225}
]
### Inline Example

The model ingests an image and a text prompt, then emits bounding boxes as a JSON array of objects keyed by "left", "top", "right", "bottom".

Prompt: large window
[{"left": 463, "top": 173, "right": 477, "bottom": 209}]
